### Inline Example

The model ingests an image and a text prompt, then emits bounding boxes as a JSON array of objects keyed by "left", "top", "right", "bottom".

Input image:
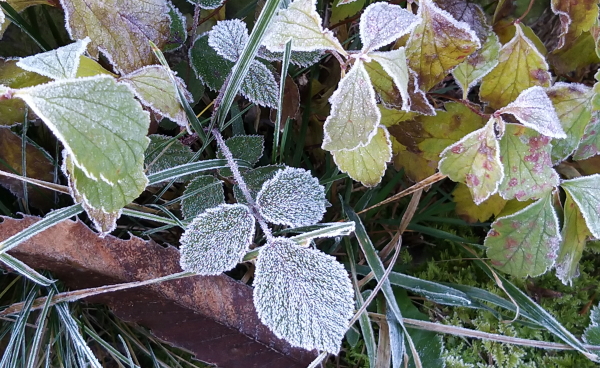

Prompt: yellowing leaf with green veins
[
  {"left": 60, "top": 0, "right": 170, "bottom": 73},
  {"left": 439, "top": 117, "right": 503, "bottom": 205},
  {"left": 497, "top": 86, "right": 566, "bottom": 138},
  {"left": 359, "top": 2, "right": 419, "bottom": 53},
  {"left": 364, "top": 58, "right": 404, "bottom": 109},
  {"left": 453, "top": 183, "right": 506, "bottom": 223},
  {"left": 453, "top": 32, "right": 500, "bottom": 99},
  {"left": 480, "top": 24, "right": 551, "bottom": 109},
  {"left": 551, "top": 0, "right": 599, "bottom": 49},
  {"left": 574, "top": 111, "right": 600, "bottom": 161},
  {"left": 391, "top": 139, "right": 437, "bottom": 182},
  {"left": 556, "top": 193, "right": 592, "bottom": 285},
  {"left": 378, "top": 105, "right": 415, "bottom": 127},
  {"left": 14, "top": 75, "right": 150, "bottom": 187},
  {"left": 405, "top": 0, "right": 480, "bottom": 91},
  {"left": 547, "top": 82, "right": 594, "bottom": 163},
  {"left": 322, "top": 60, "right": 380, "bottom": 151},
  {"left": 561, "top": 174, "right": 600, "bottom": 239},
  {"left": 332, "top": 126, "right": 392, "bottom": 187},
  {"left": 485, "top": 193, "right": 560, "bottom": 278},
  {"left": 16, "top": 38, "right": 89, "bottom": 80},
  {"left": 262, "top": 0, "right": 346, "bottom": 56},
  {"left": 368, "top": 49, "right": 410, "bottom": 111},
  {"left": 498, "top": 124, "right": 559, "bottom": 201}
]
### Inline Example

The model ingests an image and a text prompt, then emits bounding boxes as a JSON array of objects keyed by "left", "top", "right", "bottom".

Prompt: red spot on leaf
[
  {"left": 505, "top": 237, "right": 518, "bottom": 250},
  {"left": 488, "top": 229, "right": 500, "bottom": 237},
  {"left": 515, "top": 191, "right": 527, "bottom": 200},
  {"left": 508, "top": 178, "right": 518, "bottom": 187},
  {"left": 451, "top": 144, "right": 464, "bottom": 154},
  {"left": 466, "top": 173, "right": 480, "bottom": 186}
]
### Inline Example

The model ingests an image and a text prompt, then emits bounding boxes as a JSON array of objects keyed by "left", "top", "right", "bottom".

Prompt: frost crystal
[
  {"left": 240, "top": 61, "right": 279, "bottom": 109},
  {"left": 359, "top": 2, "right": 419, "bottom": 53},
  {"left": 16, "top": 38, "right": 90, "bottom": 80},
  {"left": 253, "top": 237, "right": 354, "bottom": 353},
  {"left": 208, "top": 19, "right": 249, "bottom": 62},
  {"left": 186, "top": 0, "right": 225, "bottom": 9},
  {"left": 256, "top": 167, "right": 326, "bottom": 227},
  {"left": 180, "top": 204, "right": 255, "bottom": 275},
  {"left": 233, "top": 165, "right": 285, "bottom": 205}
]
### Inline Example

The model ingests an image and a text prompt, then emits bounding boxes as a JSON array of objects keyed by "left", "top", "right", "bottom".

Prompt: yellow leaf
[
  {"left": 453, "top": 183, "right": 506, "bottom": 223},
  {"left": 551, "top": 0, "right": 599, "bottom": 50}
]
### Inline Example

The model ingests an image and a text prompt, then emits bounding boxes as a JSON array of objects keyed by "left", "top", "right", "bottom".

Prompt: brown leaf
[
  {"left": 3, "top": 215, "right": 315, "bottom": 368},
  {"left": 270, "top": 76, "right": 300, "bottom": 127}
]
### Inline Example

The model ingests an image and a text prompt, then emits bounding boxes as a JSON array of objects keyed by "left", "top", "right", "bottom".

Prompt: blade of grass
[
  {"left": 54, "top": 301, "right": 102, "bottom": 368},
  {"left": 272, "top": 40, "right": 292, "bottom": 163},
  {"left": 0, "top": 287, "right": 38, "bottom": 367},
  {"left": 146, "top": 158, "right": 251, "bottom": 185},
  {"left": 0, "top": 2, "right": 51, "bottom": 51},
  {"left": 26, "top": 288, "right": 56, "bottom": 368},
  {"left": 0, "top": 253, "right": 54, "bottom": 285}
]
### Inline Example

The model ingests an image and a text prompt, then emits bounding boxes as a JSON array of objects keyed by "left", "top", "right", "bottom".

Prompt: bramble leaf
[
  {"left": 253, "top": 237, "right": 354, "bottom": 353},
  {"left": 14, "top": 75, "right": 150, "bottom": 186},
  {"left": 180, "top": 204, "right": 255, "bottom": 275},
  {"left": 121, "top": 66, "right": 192, "bottom": 127},
  {"left": 584, "top": 303, "right": 600, "bottom": 346},
  {"left": 262, "top": 0, "right": 346, "bottom": 56},
  {"left": 256, "top": 167, "right": 326, "bottom": 227},
  {"left": 186, "top": 0, "right": 224, "bottom": 9},
  {"left": 573, "top": 110, "right": 600, "bottom": 161},
  {"left": 368, "top": 49, "right": 410, "bottom": 111},
  {"left": 208, "top": 19, "right": 248, "bottom": 62},
  {"left": 332, "top": 126, "right": 392, "bottom": 187},
  {"left": 217, "top": 135, "right": 264, "bottom": 177},
  {"left": 364, "top": 58, "right": 405, "bottom": 110},
  {"left": 452, "top": 32, "right": 500, "bottom": 99},
  {"left": 164, "top": 1, "right": 187, "bottom": 53},
  {"left": 233, "top": 165, "right": 284, "bottom": 205},
  {"left": 405, "top": 0, "right": 480, "bottom": 91},
  {"left": 498, "top": 124, "right": 559, "bottom": 201},
  {"left": 561, "top": 174, "right": 600, "bottom": 238},
  {"left": 145, "top": 135, "right": 194, "bottom": 183},
  {"left": 556, "top": 193, "right": 592, "bottom": 285},
  {"left": 181, "top": 175, "right": 225, "bottom": 219},
  {"left": 189, "top": 34, "right": 233, "bottom": 91},
  {"left": 479, "top": 24, "right": 551, "bottom": 109},
  {"left": 359, "top": 2, "right": 418, "bottom": 53},
  {"left": 240, "top": 61, "right": 278, "bottom": 108},
  {"left": 16, "top": 38, "right": 89, "bottom": 80},
  {"left": 485, "top": 193, "right": 561, "bottom": 278},
  {"left": 322, "top": 60, "right": 380, "bottom": 151},
  {"left": 438, "top": 117, "right": 503, "bottom": 204},
  {"left": 60, "top": 0, "right": 170, "bottom": 73},
  {"left": 551, "top": 0, "right": 598, "bottom": 49},
  {"left": 497, "top": 86, "right": 566, "bottom": 138}
]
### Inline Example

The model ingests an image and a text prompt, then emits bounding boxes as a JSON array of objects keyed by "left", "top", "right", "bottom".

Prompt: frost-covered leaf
[
  {"left": 253, "top": 237, "right": 354, "bottom": 353},
  {"left": 368, "top": 49, "right": 410, "bottom": 111},
  {"left": 574, "top": 111, "right": 600, "bottom": 161},
  {"left": 262, "top": 0, "right": 346, "bottom": 56},
  {"left": 233, "top": 165, "right": 284, "bottom": 205},
  {"left": 485, "top": 193, "right": 561, "bottom": 278},
  {"left": 60, "top": 0, "right": 170, "bottom": 73},
  {"left": 332, "top": 126, "right": 392, "bottom": 187},
  {"left": 14, "top": 76, "right": 150, "bottom": 187},
  {"left": 322, "top": 60, "right": 380, "bottom": 151},
  {"left": 584, "top": 303, "right": 600, "bottom": 346},
  {"left": 179, "top": 204, "right": 255, "bottom": 275},
  {"left": 405, "top": 0, "right": 480, "bottom": 91},
  {"left": 189, "top": 34, "right": 233, "bottom": 91},
  {"left": 186, "top": 0, "right": 224, "bottom": 9},
  {"left": 240, "top": 60, "right": 278, "bottom": 108},
  {"left": 217, "top": 135, "right": 264, "bottom": 177},
  {"left": 561, "top": 174, "right": 600, "bottom": 239},
  {"left": 258, "top": 47, "right": 323, "bottom": 68},
  {"left": 144, "top": 135, "right": 194, "bottom": 183},
  {"left": 208, "top": 19, "right": 248, "bottom": 62},
  {"left": 551, "top": 0, "right": 598, "bottom": 50},
  {"left": 435, "top": 0, "right": 490, "bottom": 42},
  {"left": 439, "top": 117, "right": 503, "bottom": 205},
  {"left": 164, "top": 1, "right": 187, "bottom": 53},
  {"left": 453, "top": 183, "right": 507, "bottom": 223},
  {"left": 76, "top": 56, "right": 116, "bottom": 78},
  {"left": 121, "top": 66, "right": 192, "bottom": 127},
  {"left": 547, "top": 83, "right": 593, "bottom": 163},
  {"left": 556, "top": 193, "right": 591, "bottom": 285},
  {"left": 364, "top": 58, "right": 405, "bottom": 110},
  {"left": 452, "top": 32, "right": 500, "bottom": 99},
  {"left": 498, "top": 124, "right": 559, "bottom": 201},
  {"left": 257, "top": 167, "right": 326, "bottom": 227},
  {"left": 405, "top": 70, "right": 435, "bottom": 115},
  {"left": 497, "top": 86, "right": 565, "bottom": 138},
  {"left": 479, "top": 24, "right": 551, "bottom": 109},
  {"left": 16, "top": 38, "right": 90, "bottom": 80},
  {"left": 359, "top": 2, "right": 419, "bottom": 53},
  {"left": 181, "top": 175, "right": 225, "bottom": 219}
]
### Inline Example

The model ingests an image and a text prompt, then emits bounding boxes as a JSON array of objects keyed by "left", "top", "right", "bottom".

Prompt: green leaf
[
  {"left": 189, "top": 34, "right": 234, "bottom": 91},
  {"left": 584, "top": 303, "right": 600, "bottom": 346},
  {"left": 15, "top": 75, "right": 150, "bottom": 186},
  {"left": 217, "top": 135, "right": 264, "bottom": 176},
  {"left": 330, "top": 0, "right": 365, "bottom": 24},
  {"left": 480, "top": 24, "right": 551, "bottom": 109},
  {"left": 179, "top": 203, "right": 255, "bottom": 275},
  {"left": 164, "top": 1, "right": 187, "bottom": 53},
  {"left": 561, "top": 174, "right": 600, "bottom": 238},
  {"left": 145, "top": 134, "right": 194, "bottom": 184},
  {"left": 121, "top": 65, "right": 192, "bottom": 127},
  {"left": 181, "top": 175, "right": 225, "bottom": 219},
  {"left": 16, "top": 38, "right": 89, "bottom": 80},
  {"left": 498, "top": 124, "right": 559, "bottom": 201},
  {"left": 262, "top": 0, "right": 346, "bottom": 56},
  {"left": 547, "top": 82, "right": 594, "bottom": 163},
  {"left": 256, "top": 167, "right": 326, "bottom": 227},
  {"left": 233, "top": 164, "right": 284, "bottom": 204},
  {"left": 332, "top": 126, "right": 392, "bottom": 187},
  {"left": 241, "top": 60, "right": 278, "bottom": 108},
  {"left": 405, "top": 0, "right": 480, "bottom": 91},
  {"left": 208, "top": 19, "right": 248, "bottom": 62},
  {"left": 186, "top": 0, "right": 224, "bottom": 9},
  {"left": 253, "top": 237, "right": 354, "bottom": 353},
  {"left": 60, "top": 0, "right": 170, "bottom": 73},
  {"left": 573, "top": 110, "right": 600, "bottom": 161},
  {"left": 322, "top": 60, "right": 380, "bottom": 151},
  {"left": 556, "top": 193, "right": 592, "bottom": 285},
  {"left": 439, "top": 117, "right": 503, "bottom": 204},
  {"left": 368, "top": 49, "right": 410, "bottom": 111},
  {"left": 485, "top": 193, "right": 560, "bottom": 278},
  {"left": 359, "top": 2, "right": 419, "bottom": 53},
  {"left": 452, "top": 32, "right": 500, "bottom": 99}
]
